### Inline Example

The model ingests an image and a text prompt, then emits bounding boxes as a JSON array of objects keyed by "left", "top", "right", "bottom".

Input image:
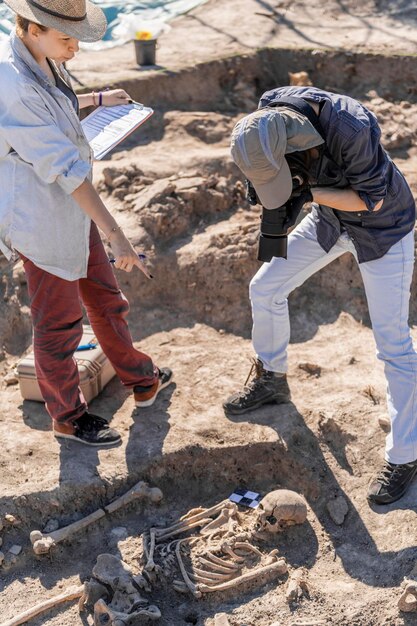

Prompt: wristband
[{"left": 99, "top": 91, "right": 103, "bottom": 107}]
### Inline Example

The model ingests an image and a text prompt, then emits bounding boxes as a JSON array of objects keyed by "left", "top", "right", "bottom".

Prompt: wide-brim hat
[{"left": 4, "top": 0, "right": 107, "bottom": 42}]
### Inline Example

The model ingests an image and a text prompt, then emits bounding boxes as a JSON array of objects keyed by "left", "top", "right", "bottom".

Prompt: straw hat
[{"left": 3, "top": 0, "right": 107, "bottom": 42}]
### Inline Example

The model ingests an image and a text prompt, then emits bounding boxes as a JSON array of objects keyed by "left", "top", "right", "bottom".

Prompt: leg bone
[
  {"left": 30, "top": 481, "right": 162, "bottom": 555},
  {"left": 0, "top": 585, "right": 84, "bottom": 626}
]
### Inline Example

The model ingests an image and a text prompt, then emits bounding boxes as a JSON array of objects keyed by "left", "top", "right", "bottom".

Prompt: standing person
[
  {"left": 0, "top": 0, "right": 173, "bottom": 447},
  {"left": 224, "top": 85, "right": 417, "bottom": 505}
]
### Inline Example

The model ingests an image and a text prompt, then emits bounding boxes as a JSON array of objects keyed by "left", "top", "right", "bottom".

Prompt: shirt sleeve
[
  {"left": 0, "top": 84, "right": 90, "bottom": 194},
  {"left": 339, "top": 117, "right": 387, "bottom": 212}
]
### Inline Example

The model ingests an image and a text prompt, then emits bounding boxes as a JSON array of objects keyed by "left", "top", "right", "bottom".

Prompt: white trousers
[{"left": 250, "top": 212, "right": 417, "bottom": 464}]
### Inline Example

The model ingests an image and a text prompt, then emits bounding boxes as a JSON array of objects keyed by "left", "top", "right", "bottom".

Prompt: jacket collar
[{"left": 10, "top": 28, "right": 54, "bottom": 88}]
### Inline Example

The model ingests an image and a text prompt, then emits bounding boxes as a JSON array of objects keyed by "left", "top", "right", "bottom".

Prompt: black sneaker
[
  {"left": 134, "top": 367, "right": 173, "bottom": 407},
  {"left": 54, "top": 412, "right": 122, "bottom": 447},
  {"left": 223, "top": 359, "right": 291, "bottom": 415},
  {"left": 367, "top": 460, "right": 417, "bottom": 505}
]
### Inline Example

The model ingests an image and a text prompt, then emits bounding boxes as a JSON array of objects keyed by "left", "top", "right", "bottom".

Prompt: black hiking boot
[
  {"left": 367, "top": 460, "right": 417, "bottom": 505},
  {"left": 223, "top": 359, "right": 291, "bottom": 415},
  {"left": 54, "top": 411, "right": 122, "bottom": 447}
]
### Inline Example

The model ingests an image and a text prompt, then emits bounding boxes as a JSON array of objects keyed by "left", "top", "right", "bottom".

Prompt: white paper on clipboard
[{"left": 81, "top": 102, "right": 154, "bottom": 160}]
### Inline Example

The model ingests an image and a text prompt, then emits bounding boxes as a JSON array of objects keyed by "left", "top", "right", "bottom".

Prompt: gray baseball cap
[{"left": 230, "top": 106, "right": 324, "bottom": 209}]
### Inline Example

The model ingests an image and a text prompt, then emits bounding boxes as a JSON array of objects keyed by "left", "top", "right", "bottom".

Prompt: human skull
[{"left": 256, "top": 489, "right": 307, "bottom": 533}]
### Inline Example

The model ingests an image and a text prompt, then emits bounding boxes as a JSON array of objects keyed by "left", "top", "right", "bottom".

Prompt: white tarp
[{"left": 0, "top": 0, "right": 208, "bottom": 47}]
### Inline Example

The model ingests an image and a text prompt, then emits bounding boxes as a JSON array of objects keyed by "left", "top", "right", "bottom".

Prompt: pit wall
[{"left": 79, "top": 47, "right": 417, "bottom": 112}]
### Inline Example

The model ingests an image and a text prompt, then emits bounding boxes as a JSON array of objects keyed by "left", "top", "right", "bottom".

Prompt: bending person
[{"left": 224, "top": 86, "right": 417, "bottom": 505}]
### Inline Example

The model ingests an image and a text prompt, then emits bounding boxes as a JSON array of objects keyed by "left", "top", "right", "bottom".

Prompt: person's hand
[
  {"left": 109, "top": 230, "right": 152, "bottom": 278},
  {"left": 102, "top": 89, "right": 132, "bottom": 107}
]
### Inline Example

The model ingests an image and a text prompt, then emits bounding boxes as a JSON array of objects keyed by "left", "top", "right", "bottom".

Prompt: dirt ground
[{"left": 3, "top": 1, "right": 417, "bottom": 625}]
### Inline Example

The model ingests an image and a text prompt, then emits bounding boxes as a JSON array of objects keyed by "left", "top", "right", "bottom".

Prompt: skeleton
[
  {"left": 30, "top": 481, "right": 162, "bottom": 555},
  {"left": 256, "top": 490, "right": 308, "bottom": 534},
  {"left": 82, "top": 489, "right": 307, "bottom": 622},
  {"left": 140, "top": 491, "right": 306, "bottom": 597}
]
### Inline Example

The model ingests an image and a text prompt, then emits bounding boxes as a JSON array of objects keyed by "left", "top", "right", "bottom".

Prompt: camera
[{"left": 246, "top": 153, "right": 313, "bottom": 262}]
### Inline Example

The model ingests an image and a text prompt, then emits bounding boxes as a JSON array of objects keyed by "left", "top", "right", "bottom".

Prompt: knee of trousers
[{"left": 249, "top": 275, "right": 289, "bottom": 306}]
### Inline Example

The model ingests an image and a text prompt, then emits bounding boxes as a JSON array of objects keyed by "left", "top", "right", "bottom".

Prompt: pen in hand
[
  {"left": 109, "top": 253, "right": 153, "bottom": 278},
  {"left": 109, "top": 253, "right": 147, "bottom": 264}
]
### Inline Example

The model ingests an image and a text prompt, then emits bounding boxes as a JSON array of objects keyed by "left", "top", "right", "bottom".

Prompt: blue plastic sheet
[{"left": 0, "top": 0, "right": 208, "bottom": 45}]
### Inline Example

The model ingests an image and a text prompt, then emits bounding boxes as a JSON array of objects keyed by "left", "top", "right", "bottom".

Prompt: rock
[
  {"left": 9, "top": 544, "right": 22, "bottom": 556},
  {"left": 298, "top": 362, "right": 321, "bottom": 377},
  {"left": 111, "top": 175, "right": 129, "bottom": 188},
  {"left": 43, "top": 519, "right": 60, "bottom": 533},
  {"left": 110, "top": 527, "right": 128, "bottom": 539},
  {"left": 327, "top": 495, "right": 349, "bottom": 525},
  {"left": 0, "top": 551, "right": 4, "bottom": 565},
  {"left": 214, "top": 614, "right": 231, "bottom": 626},
  {"left": 4, "top": 514, "right": 21, "bottom": 526},
  {"left": 378, "top": 416, "right": 391, "bottom": 433},
  {"left": 4, "top": 371, "right": 18, "bottom": 385}
]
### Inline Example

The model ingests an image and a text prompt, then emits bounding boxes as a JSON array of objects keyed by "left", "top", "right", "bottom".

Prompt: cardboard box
[{"left": 16, "top": 326, "right": 116, "bottom": 403}]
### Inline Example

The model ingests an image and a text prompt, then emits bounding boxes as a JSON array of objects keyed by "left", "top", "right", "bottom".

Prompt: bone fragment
[
  {"left": 200, "top": 505, "right": 237, "bottom": 534},
  {"left": 398, "top": 581, "right": 417, "bottom": 612},
  {"left": 155, "top": 517, "right": 213, "bottom": 543},
  {"left": 204, "top": 551, "right": 240, "bottom": 570},
  {"left": 198, "top": 558, "right": 288, "bottom": 593},
  {"left": 233, "top": 541, "right": 263, "bottom": 558},
  {"left": 189, "top": 566, "right": 236, "bottom": 582},
  {"left": 144, "top": 528, "right": 158, "bottom": 571},
  {"left": 172, "top": 580, "right": 189, "bottom": 593},
  {"left": 180, "top": 507, "right": 206, "bottom": 520},
  {"left": 154, "top": 499, "right": 229, "bottom": 539},
  {"left": 79, "top": 580, "right": 109, "bottom": 611},
  {"left": 175, "top": 539, "right": 202, "bottom": 598},
  {"left": 286, "top": 568, "right": 309, "bottom": 603},
  {"left": 30, "top": 481, "right": 161, "bottom": 555},
  {"left": 198, "top": 556, "right": 240, "bottom": 574},
  {"left": 221, "top": 542, "right": 246, "bottom": 563},
  {"left": 93, "top": 598, "right": 161, "bottom": 626},
  {"left": 0, "top": 585, "right": 84, "bottom": 626}
]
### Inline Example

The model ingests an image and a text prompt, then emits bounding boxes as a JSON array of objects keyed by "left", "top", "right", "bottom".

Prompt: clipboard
[{"left": 81, "top": 101, "right": 154, "bottom": 160}]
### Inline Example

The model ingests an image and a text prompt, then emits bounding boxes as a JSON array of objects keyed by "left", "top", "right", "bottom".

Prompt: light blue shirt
[{"left": 0, "top": 30, "right": 93, "bottom": 280}]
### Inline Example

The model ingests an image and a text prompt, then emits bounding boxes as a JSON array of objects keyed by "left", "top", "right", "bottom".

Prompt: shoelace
[
  {"left": 237, "top": 358, "right": 272, "bottom": 399},
  {"left": 376, "top": 462, "right": 404, "bottom": 487}
]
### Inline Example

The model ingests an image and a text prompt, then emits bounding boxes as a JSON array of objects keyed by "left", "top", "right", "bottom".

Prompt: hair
[{"left": 16, "top": 14, "right": 48, "bottom": 36}]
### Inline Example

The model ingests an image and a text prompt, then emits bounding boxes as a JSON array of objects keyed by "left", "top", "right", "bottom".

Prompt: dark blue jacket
[{"left": 259, "top": 86, "right": 416, "bottom": 263}]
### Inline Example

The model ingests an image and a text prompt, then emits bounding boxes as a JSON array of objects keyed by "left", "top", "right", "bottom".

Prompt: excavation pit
[{"left": 2, "top": 38, "right": 417, "bottom": 626}]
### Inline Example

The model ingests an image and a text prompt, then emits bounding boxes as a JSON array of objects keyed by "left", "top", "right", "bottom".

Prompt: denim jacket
[
  {"left": 259, "top": 86, "right": 416, "bottom": 263},
  {"left": 0, "top": 30, "right": 92, "bottom": 280}
]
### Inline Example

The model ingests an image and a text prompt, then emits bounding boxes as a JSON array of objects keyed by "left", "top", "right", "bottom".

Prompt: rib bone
[
  {"left": 198, "top": 559, "right": 288, "bottom": 593},
  {"left": 175, "top": 539, "right": 202, "bottom": 598},
  {"left": 30, "top": 481, "right": 163, "bottom": 555}
]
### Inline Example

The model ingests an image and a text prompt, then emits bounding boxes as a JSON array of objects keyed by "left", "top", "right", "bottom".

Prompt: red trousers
[{"left": 20, "top": 223, "right": 157, "bottom": 424}]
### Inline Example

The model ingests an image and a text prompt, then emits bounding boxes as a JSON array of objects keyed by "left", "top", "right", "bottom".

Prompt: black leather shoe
[
  {"left": 367, "top": 460, "right": 417, "bottom": 505},
  {"left": 223, "top": 359, "right": 291, "bottom": 415}
]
